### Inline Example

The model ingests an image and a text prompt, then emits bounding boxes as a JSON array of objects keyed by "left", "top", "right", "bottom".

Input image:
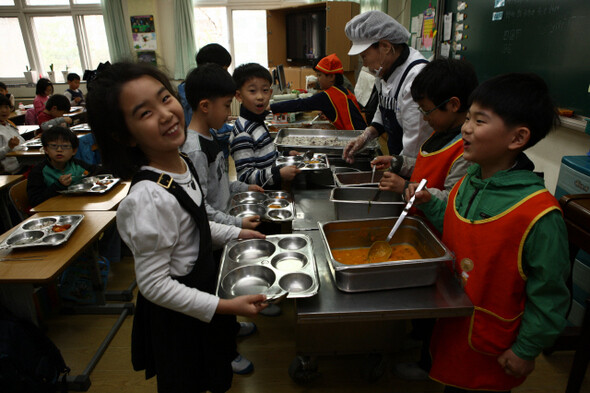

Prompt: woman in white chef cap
[{"left": 343, "top": 10, "right": 432, "bottom": 163}]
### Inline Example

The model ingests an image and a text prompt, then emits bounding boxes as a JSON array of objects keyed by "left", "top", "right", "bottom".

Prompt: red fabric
[
  {"left": 409, "top": 134, "right": 464, "bottom": 189},
  {"left": 314, "top": 53, "right": 343, "bottom": 74},
  {"left": 323, "top": 86, "right": 362, "bottom": 130},
  {"left": 36, "top": 111, "right": 53, "bottom": 125},
  {"left": 429, "top": 179, "right": 561, "bottom": 390}
]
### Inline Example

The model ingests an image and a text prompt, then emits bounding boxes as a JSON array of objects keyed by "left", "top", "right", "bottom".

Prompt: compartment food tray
[
  {"left": 216, "top": 234, "right": 319, "bottom": 299},
  {"left": 330, "top": 187, "right": 404, "bottom": 219},
  {"left": 59, "top": 174, "right": 120, "bottom": 194},
  {"left": 276, "top": 153, "right": 329, "bottom": 171},
  {"left": 0, "top": 214, "right": 84, "bottom": 249},
  {"left": 229, "top": 191, "right": 295, "bottom": 222},
  {"left": 274, "top": 128, "right": 379, "bottom": 154},
  {"left": 319, "top": 217, "right": 454, "bottom": 292}
]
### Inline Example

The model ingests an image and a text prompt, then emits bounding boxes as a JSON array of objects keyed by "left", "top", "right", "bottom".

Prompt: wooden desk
[
  {"left": 0, "top": 175, "right": 24, "bottom": 230},
  {"left": 16, "top": 124, "right": 40, "bottom": 137},
  {"left": 9, "top": 109, "right": 25, "bottom": 125},
  {"left": 5, "top": 147, "right": 44, "bottom": 166},
  {"left": 31, "top": 181, "right": 130, "bottom": 213},
  {"left": 0, "top": 174, "right": 23, "bottom": 191}
]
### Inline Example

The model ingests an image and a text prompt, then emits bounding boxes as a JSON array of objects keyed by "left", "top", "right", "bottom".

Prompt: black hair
[
  {"left": 0, "top": 95, "right": 10, "bottom": 107},
  {"left": 41, "top": 125, "right": 79, "bottom": 149},
  {"left": 196, "top": 43, "right": 232, "bottom": 67},
  {"left": 45, "top": 94, "right": 71, "bottom": 112},
  {"left": 469, "top": 73, "right": 559, "bottom": 149},
  {"left": 411, "top": 58, "right": 478, "bottom": 112},
  {"left": 232, "top": 63, "right": 272, "bottom": 90},
  {"left": 185, "top": 63, "right": 236, "bottom": 111},
  {"left": 86, "top": 62, "right": 179, "bottom": 179},
  {"left": 67, "top": 73, "right": 81, "bottom": 82},
  {"left": 0, "top": 82, "right": 6, "bottom": 90},
  {"left": 334, "top": 74, "right": 344, "bottom": 87},
  {"left": 36, "top": 78, "right": 53, "bottom": 96}
]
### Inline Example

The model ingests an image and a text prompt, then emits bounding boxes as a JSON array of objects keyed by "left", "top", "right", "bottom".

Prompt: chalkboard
[{"left": 443, "top": 0, "right": 590, "bottom": 116}]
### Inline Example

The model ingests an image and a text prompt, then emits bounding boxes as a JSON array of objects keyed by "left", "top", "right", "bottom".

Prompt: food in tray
[
  {"left": 1, "top": 215, "right": 84, "bottom": 249},
  {"left": 268, "top": 204, "right": 282, "bottom": 209},
  {"left": 280, "top": 135, "right": 349, "bottom": 147},
  {"left": 52, "top": 224, "right": 72, "bottom": 232},
  {"left": 331, "top": 244, "right": 422, "bottom": 265}
]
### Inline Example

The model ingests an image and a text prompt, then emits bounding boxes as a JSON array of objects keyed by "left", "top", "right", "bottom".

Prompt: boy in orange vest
[
  {"left": 269, "top": 53, "right": 367, "bottom": 130},
  {"left": 407, "top": 73, "right": 570, "bottom": 393},
  {"left": 372, "top": 59, "right": 477, "bottom": 202}
]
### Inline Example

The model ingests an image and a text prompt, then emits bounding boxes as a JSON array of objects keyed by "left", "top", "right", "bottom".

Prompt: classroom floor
[{"left": 43, "top": 257, "right": 588, "bottom": 393}]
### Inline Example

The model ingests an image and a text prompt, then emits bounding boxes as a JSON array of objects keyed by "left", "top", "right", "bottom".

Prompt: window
[
  {"left": 232, "top": 10, "right": 268, "bottom": 67},
  {"left": 0, "top": 1, "right": 110, "bottom": 83}
]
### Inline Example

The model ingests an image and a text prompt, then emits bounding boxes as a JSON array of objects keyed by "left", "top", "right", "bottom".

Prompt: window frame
[{"left": 0, "top": 0, "right": 103, "bottom": 83}]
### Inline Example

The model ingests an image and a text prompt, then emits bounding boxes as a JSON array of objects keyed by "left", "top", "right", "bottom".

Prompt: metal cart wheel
[
  {"left": 359, "top": 353, "right": 386, "bottom": 382},
  {"left": 288, "top": 355, "right": 320, "bottom": 384}
]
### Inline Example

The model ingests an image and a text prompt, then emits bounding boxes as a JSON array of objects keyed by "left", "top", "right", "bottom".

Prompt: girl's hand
[
  {"left": 238, "top": 229, "right": 265, "bottom": 239},
  {"left": 404, "top": 182, "right": 431, "bottom": 205},
  {"left": 64, "top": 117, "right": 73, "bottom": 125},
  {"left": 59, "top": 174, "right": 72, "bottom": 186},
  {"left": 371, "top": 155, "right": 392, "bottom": 170},
  {"left": 379, "top": 172, "right": 405, "bottom": 194},
  {"left": 288, "top": 150, "right": 300, "bottom": 156},
  {"left": 280, "top": 165, "right": 301, "bottom": 181},
  {"left": 8, "top": 136, "right": 20, "bottom": 150},
  {"left": 241, "top": 216, "right": 261, "bottom": 230},
  {"left": 248, "top": 184, "right": 265, "bottom": 193},
  {"left": 217, "top": 295, "right": 268, "bottom": 317},
  {"left": 498, "top": 349, "right": 535, "bottom": 378}
]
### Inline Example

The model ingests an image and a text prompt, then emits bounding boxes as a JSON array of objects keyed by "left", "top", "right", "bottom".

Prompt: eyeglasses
[
  {"left": 47, "top": 143, "right": 73, "bottom": 151},
  {"left": 418, "top": 98, "right": 451, "bottom": 117}
]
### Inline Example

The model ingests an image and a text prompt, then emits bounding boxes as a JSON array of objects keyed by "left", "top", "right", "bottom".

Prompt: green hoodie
[{"left": 420, "top": 157, "right": 570, "bottom": 360}]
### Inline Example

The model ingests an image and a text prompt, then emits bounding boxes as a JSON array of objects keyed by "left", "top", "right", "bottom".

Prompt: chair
[
  {"left": 545, "top": 194, "right": 590, "bottom": 393},
  {"left": 24, "top": 108, "right": 37, "bottom": 125},
  {"left": 8, "top": 179, "right": 31, "bottom": 221}
]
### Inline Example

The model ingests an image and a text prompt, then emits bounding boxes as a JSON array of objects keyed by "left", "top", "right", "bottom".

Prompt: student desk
[
  {"left": 5, "top": 146, "right": 44, "bottom": 166},
  {"left": 8, "top": 109, "right": 25, "bottom": 125},
  {"left": 0, "top": 174, "right": 24, "bottom": 230},
  {"left": 0, "top": 210, "right": 133, "bottom": 391},
  {"left": 17, "top": 124, "right": 40, "bottom": 138},
  {"left": 30, "top": 181, "right": 131, "bottom": 213}
]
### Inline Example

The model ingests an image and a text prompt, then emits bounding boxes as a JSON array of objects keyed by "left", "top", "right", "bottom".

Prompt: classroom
[{"left": 1, "top": 0, "right": 589, "bottom": 392}]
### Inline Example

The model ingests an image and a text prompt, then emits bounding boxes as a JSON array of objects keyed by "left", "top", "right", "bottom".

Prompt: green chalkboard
[{"left": 443, "top": 0, "right": 590, "bottom": 116}]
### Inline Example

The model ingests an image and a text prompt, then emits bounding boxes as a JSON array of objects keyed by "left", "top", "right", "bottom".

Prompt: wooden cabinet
[{"left": 266, "top": 1, "right": 360, "bottom": 71}]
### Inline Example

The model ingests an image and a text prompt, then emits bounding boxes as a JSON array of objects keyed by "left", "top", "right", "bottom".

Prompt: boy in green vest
[{"left": 408, "top": 73, "right": 570, "bottom": 392}]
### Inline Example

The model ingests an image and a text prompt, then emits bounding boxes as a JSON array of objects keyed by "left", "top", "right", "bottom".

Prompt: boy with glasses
[{"left": 27, "top": 126, "right": 100, "bottom": 206}]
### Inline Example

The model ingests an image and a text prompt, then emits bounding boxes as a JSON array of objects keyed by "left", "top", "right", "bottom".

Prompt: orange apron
[
  {"left": 410, "top": 133, "right": 464, "bottom": 189},
  {"left": 324, "top": 86, "right": 362, "bottom": 130},
  {"left": 429, "top": 178, "right": 561, "bottom": 390}
]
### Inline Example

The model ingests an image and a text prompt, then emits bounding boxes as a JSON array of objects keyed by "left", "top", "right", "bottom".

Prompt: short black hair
[
  {"left": 41, "top": 125, "right": 79, "bottom": 149},
  {"left": 185, "top": 63, "right": 236, "bottom": 111},
  {"left": 0, "top": 81, "right": 7, "bottom": 90},
  {"left": 86, "top": 62, "right": 180, "bottom": 179},
  {"left": 0, "top": 95, "right": 10, "bottom": 107},
  {"left": 469, "top": 73, "right": 559, "bottom": 149},
  {"left": 36, "top": 78, "right": 53, "bottom": 96},
  {"left": 411, "top": 59, "right": 478, "bottom": 113},
  {"left": 196, "top": 43, "right": 232, "bottom": 67},
  {"left": 67, "top": 73, "right": 81, "bottom": 82},
  {"left": 233, "top": 63, "right": 272, "bottom": 90},
  {"left": 45, "top": 94, "right": 71, "bottom": 112}
]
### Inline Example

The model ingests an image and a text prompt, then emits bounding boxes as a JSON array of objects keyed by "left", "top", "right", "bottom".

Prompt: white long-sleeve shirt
[
  {"left": 0, "top": 121, "right": 24, "bottom": 174},
  {"left": 117, "top": 164, "right": 240, "bottom": 323},
  {"left": 372, "top": 47, "right": 433, "bottom": 158}
]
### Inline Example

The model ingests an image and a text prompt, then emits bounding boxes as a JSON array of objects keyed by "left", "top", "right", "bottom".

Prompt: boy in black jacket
[{"left": 27, "top": 126, "right": 99, "bottom": 207}]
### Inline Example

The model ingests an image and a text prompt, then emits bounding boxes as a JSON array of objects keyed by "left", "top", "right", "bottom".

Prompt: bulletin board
[
  {"left": 131, "top": 15, "right": 157, "bottom": 64},
  {"left": 443, "top": 0, "right": 590, "bottom": 116}
]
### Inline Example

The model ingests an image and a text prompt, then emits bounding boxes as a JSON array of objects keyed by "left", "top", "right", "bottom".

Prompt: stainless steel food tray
[
  {"left": 70, "top": 123, "right": 91, "bottom": 132},
  {"left": 0, "top": 214, "right": 84, "bottom": 249},
  {"left": 319, "top": 217, "right": 454, "bottom": 292},
  {"left": 330, "top": 187, "right": 404, "bottom": 219},
  {"left": 59, "top": 174, "right": 120, "bottom": 194},
  {"left": 334, "top": 171, "right": 386, "bottom": 187},
  {"left": 229, "top": 191, "right": 295, "bottom": 222},
  {"left": 274, "top": 128, "right": 379, "bottom": 154},
  {"left": 216, "top": 234, "right": 320, "bottom": 299},
  {"left": 276, "top": 153, "right": 329, "bottom": 171}
]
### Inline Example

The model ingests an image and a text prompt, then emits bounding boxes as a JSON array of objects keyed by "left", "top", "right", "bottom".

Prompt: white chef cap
[{"left": 345, "top": 11, "right": 411, "bottom": 55}]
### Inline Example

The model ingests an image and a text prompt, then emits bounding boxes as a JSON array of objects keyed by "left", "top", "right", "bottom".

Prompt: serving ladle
[{"left": 367, "top": 178, "right": 427, "bottom": 263}]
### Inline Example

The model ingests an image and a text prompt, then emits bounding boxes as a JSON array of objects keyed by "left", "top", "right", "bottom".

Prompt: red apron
[
  {"left": 324, "top": 86, "right": 362, "bottom": 130},
  {"left": 429, "top": 178, "right": 561, "bottom": 390}
]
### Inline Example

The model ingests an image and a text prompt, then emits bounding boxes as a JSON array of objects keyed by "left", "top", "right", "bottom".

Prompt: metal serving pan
[
  {"left": 216, "top": 234, "right": 319, "bottom": 299},
  {"left": 276, "top": 153, "right": 329, "bottom": 171},
  {"left": 274, "top": 128, "right": 379, "bottom": 154},
  {"left": 334, "top": 171, "right": 387, "bottom": 187},
  {"left": 330, "top": 187, "right": 404, "bottom": 219},
  {"left": 318, "top": 217, "right": 453, "bottom": 292},
  {"left": 229, "top": 191, "right": 295, "bottom": 222},
  {"left": 0, "top": 214, "right": 84, "bottom": 249},
  {"left": 59, "top": 174, "right": 120, "bottom": 194}
]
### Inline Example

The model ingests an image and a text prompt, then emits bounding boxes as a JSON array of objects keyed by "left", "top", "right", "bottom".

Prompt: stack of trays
[
  {"left": 216, "top": 234, "right": 320, "bottom": 299},
  {"left": 276, "top": 153, "right": 329, "bottom": 171},
  {"left": 59, "top": 174, "right": 120, "bottom": 194},
  {"left": 229, "top": 191, "right": 294, "bottom": 222},
  {"left": 0, "top": 215, "right": 84, "bottom": 249}
]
